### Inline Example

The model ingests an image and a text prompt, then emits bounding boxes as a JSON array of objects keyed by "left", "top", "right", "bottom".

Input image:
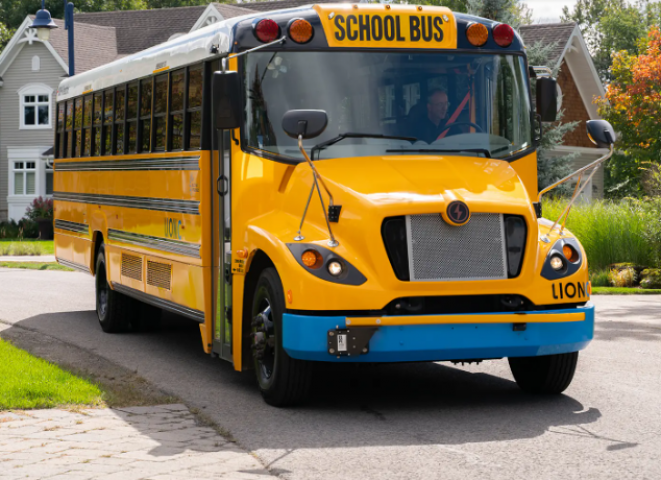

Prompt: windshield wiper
[
  {"left": 311, "top": 133, "right": 418, "bottom": 159},
  {"left": 385, "top": 148, "right": 492, "bottom": 158}
]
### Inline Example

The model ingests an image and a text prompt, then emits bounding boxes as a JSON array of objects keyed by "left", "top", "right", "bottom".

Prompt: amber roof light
[
  {"left": 289, "top": 18, "right": 313, "bottom": 44},
  {"left": 466, "top": 23, "right": 488, "bottom": 47}
]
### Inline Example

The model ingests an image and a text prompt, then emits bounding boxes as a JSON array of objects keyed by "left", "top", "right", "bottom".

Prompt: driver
[{"left": 409, "top": 89, "right": 451, "bottom": 144}]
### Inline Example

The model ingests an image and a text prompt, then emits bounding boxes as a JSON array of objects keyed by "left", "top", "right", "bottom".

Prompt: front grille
[{"left": 407, "top": 213, "right": 507, "bottom": 281}]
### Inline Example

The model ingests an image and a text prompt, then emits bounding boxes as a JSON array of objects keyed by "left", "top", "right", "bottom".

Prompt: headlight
[
  {"left": 287, "top": 243, "right": 366, "bottom": 286},
  {"left": 541, "top": 238, "right": 583, "bottom": 280},
  {"left": 550, "top": 255, "right": 565, "bottom": 271},
  {"left": 327, "top": 260, "right": 344, "bottom": 276}
]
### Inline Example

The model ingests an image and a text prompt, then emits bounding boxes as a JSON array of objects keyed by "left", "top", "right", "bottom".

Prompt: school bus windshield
[{"left": 243, "top": 51, "right": 533, "bottom": 161}]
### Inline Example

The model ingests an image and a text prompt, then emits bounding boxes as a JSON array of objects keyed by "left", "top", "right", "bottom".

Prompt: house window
[
  {"left": 46, "top": 163, "right": 54, "bottom": 195},
  {"left": 13, "top": 162, "right": 36, "bottom": 195},
  {"left": 21, "top": 92, "right": 51, "bottom": 128}
]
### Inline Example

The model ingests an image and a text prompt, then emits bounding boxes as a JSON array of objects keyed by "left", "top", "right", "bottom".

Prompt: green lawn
[
  {"left": 592, "top": 287, "right": 661, "bottom": 295},
  {"left": 0, "top": 239, "right": 54, "bottom": 256},
  {"left": 0, "top": 339, "right": 104, "bottom": 410},
  {"left": 0, "top": 261, "right": 72, "bottom": 271}
]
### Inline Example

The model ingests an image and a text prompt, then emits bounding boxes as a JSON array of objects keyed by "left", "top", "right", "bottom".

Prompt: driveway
[{"left": 1, "top": 268, "right": 660, "bottom": 480}]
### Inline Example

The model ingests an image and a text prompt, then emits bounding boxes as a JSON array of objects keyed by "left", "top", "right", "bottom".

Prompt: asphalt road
[{"left": 1, "top": 268, "right": 660, "bottom": 480}]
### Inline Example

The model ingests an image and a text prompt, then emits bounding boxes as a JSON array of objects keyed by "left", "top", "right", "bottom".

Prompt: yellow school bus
[{"left": 54, "top": 4, "right": 615, "bottom": 406}]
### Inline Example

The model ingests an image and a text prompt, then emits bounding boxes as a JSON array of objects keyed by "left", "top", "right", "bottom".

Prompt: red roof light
[
  {"left": 493, "top": 24, "right": 515, "bottom": 47},
  {"left": 254, "top": 19, "right": 280, "bottom": 43}
]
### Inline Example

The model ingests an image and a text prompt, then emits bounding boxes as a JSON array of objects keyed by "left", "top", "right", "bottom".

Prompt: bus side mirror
[
  {"left": 282, "top": 110, "right": 328, "bottom": 139},
  {"left": 536, "top": 77, "right": 557, "bottom": 123},
  {"left": 213, "top": 71, "right": 242, "bottom": 130},
  {"left": 586, "top": 120, "right": 616, "bottom": 148}
]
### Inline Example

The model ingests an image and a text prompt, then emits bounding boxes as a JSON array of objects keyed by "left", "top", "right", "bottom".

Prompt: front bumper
[{"left": 283, "top": 303, "right": 594, "bottom": 362}]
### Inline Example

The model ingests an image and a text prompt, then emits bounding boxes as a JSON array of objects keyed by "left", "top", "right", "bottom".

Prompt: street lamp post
[{"left": 30, "top": 0, "right": 75, "bottom": 77}]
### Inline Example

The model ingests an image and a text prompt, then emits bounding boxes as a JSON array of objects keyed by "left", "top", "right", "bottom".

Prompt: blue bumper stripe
[{"left": 283, "top": 303, "right": 594, "bottom": 362}]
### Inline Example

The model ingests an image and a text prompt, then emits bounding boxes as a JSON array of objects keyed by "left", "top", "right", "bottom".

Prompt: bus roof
[{"left": 56, "top": 4, "right": 524, "bottom": 102}]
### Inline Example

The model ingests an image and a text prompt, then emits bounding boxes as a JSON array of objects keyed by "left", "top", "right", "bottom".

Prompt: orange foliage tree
[{"left": 597, "top": 26, "right": 661, "bottom": 194}]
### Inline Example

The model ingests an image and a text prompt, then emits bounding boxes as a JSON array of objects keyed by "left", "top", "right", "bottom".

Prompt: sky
[{"left": 526, "top": 0, "right": 578, "bottom": 22}]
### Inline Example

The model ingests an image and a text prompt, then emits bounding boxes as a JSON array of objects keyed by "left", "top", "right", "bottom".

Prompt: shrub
[
  {"left": 544, "top": 198, "right": 661, "bottom": 271},
  {"left": 25, "top": 196, "right": 53, "bottom": 220},
  {"left": 0, "top": 219, "right": 39, "bottom": 239}
]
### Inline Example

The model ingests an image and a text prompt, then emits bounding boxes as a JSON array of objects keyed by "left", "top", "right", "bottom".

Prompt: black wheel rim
[
  {"left": 96, "top": 263, "right": 108, "bottom": 318},
  {"left": 252, "top": 288, "right": 276, "bottom": 383}
]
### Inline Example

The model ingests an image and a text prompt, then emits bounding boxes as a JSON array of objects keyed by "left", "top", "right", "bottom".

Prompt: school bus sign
[{"left": 314, "top": 4, "right": 458, "bottom": 49}]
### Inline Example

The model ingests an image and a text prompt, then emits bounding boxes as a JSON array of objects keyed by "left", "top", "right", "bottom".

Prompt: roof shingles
[{"left": 519, "top": 23, "right": 577, "bottom": 66}]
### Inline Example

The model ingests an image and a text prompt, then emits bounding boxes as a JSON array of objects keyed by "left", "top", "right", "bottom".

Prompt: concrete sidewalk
[
  {"left": 0, "top": 255, "right": 57, "bottom": 263},
  {"left": 0, "top": 404, "right": 273, "bottom": 480}
]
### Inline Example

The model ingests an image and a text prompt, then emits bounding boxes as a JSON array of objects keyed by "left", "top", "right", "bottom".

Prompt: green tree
[
  {"left": 527, "top": 40, "right": 580, "bottom": 194},
  {"left": 561, "top": 0, "right": 661, "bottom": 81},
  {"left": 0, "top": 0, "right": 148, "bottom": 31},
  {"left": 0, "top": 22, "right": 13, "bottom": 53},
  {"left": 467, "top": 0, "right": 532, "bottom": 27},
  {"left": 597, "top": 26, "right": 661, "bottom": 197},
  {"left": 408, "top": 0, "right": 469, "bottom": 11}
]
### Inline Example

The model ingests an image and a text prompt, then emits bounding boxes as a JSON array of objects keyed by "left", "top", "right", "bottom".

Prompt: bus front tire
[
  {"left": 251, "top": 268, "right": 312, "bottom": 407},
  {"left": 508, "top": 352, "right": 579, "bottom": 394},
  {"left": 95, "top": 244, "right": 133, "bottom": 333}
]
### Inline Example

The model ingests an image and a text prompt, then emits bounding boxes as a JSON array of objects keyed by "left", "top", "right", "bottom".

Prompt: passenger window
[
  {"left": 115, "top": 87, "right": 125, "bottom": 154},
  {"left": 83, "top": 95, "right": 92, "bottom": 157},
  {"left": 56, "top": 103, "right": 65, "bottom": 159},
  {"left": 153, "top": 74, "right": 168, "bottom": 151},
  {"left": 92, "top": 92, "right": 102, "bottom": 156},
  {"left": 170, "top": 69, "right": 185, "bottom": 150},
  {"left": 66, "top": 100, "right": 74, "bottom": 158},
  {"left": 140, "top": 79, "right": 152, "bottom": 152},
  {"left": 127, "top": 82, "right": 138, "bottom": 154},
  {"left": 103, "top": 91, "right": 114, "bottom": 155},
  {"left": 187, "top": 66, "right": 203, "bottom": 150}
]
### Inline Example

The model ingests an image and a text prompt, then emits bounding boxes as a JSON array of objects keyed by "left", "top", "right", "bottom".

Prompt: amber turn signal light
[
  {"left": 301, "top": 249, "right": 323, "bottom": 269},
  {"left": 466, "top": 23, "right": 488, "bottom": 47},
  {"left": 288, "top": 18, "right": 313, "bottom": 44},
  {"left": 563, "top": 244, "right": 579, "bottom": 263}
]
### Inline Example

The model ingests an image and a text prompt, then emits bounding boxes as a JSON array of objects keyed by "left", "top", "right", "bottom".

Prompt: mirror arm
[
  {"left": 294, "top": 135, "right": 339, "bottom": 247},
  {"left": 221, "top": 36, "right": 286, "bottom": 71},
  {"left": 538, "top": 144, "right": 614, "bottom": 203},
  {"left": 539, "top": 145, "right": 614, "bottom": 243}
]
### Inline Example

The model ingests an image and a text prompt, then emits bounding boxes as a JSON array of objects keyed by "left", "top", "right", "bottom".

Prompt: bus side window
[
  {"left": 187, "top": 66, "right": 203, "bottom": 150},
  {"left": 103, "top": 90, "right": 114, "bottom": 155},
  {"left": 127, "top": 82, "right": 139, "bottom": 154},
  {"left": 153, "top": 74, "right": 168, "bottom": 151},
  {"left": 139, "top": 79, "right": 152, "bottom": 153},
  {"left": 73, "top": 98, "right": 83, "bottom": 158},
  {"left": 56, "top": 102, "right": 65, "bottom": 159},
  {"left": 170, "top": 69, "right": 185, "bottom": 151},
  {"left": 115, "top": 86, "right": 126, "bottom": 155},
  {"left": 83, "top": 95, "right": 92, "bottom": 157},
  {"left": 65, "top": 99, "right": 74, "bottom": 159},
  {"left": 92, "top": 93, "right": 102, "bottom": 156}
]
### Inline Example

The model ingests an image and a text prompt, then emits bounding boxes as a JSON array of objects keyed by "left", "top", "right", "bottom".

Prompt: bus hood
[{"left": 312, "top": 155, "right": 532, "bottom": 212}]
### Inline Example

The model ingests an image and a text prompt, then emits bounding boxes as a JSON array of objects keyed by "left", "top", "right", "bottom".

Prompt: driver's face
[{"left": 427, "top": 92, "right": 449, "bottom": 123}]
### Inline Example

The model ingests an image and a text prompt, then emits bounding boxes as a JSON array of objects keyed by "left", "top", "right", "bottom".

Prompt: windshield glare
[{"left": 243, "top": 51, "right": 532, "bottom": 161}]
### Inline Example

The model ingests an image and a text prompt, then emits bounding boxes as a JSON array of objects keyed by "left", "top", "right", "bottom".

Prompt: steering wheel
[{"left": 437, "top": 121, "right": 483, "bottom": 138}]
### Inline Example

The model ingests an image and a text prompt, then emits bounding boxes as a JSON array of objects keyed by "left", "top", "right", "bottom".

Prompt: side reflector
[
  {"left": 466, "top": 23, "right": 488, "bottom": 47},
  {"left": 493, "top": 23, "right": 515, "bottom": 47},
  {"left": 288, "top": 18, "right": 313, "bottom": 44},
  {"left": 254, "top": 19, "right": 280, "bottom": 43}
]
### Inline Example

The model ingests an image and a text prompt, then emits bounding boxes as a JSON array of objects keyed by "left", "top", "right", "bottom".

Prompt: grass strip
[
  {"left": 0, "top": 338, "right": 104, "bottom": 410},
  {"left": 592, "top": 287, "right": 661, "bottom": 295},
  {"left": 0, "top": 262, "right": 72, "bottom": 271},
  {"left": 0, "top": 240, "right": 54, "bottom": 256}
]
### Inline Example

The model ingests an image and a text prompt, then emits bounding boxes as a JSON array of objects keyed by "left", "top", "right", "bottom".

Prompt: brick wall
[{"left": 557, "top": 60, "right": 596, "bottom": 149}]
